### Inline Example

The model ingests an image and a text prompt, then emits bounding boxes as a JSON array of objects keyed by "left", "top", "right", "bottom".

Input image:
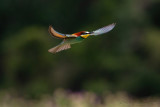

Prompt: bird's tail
[{"left": 48, "top": 43, "right": 71, "bottom": 54}]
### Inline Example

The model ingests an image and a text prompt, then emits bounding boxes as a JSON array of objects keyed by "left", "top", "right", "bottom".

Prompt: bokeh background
[{"left": 0, "top": 0, "right": 160, "bottom": 106}]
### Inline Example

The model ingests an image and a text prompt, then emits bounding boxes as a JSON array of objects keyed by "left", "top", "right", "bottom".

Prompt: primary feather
[
  {"left": 91, "top": 23, "right": 116, "bottom": 36},
  {"left": 49, "top": 26, "right": 77, "bottom": 39},
  {"left": 49, "top": 25, "right": 66, "bottom": 39},
  {"left": 48, "top": 43, "right": 71, "bottom": 53}
]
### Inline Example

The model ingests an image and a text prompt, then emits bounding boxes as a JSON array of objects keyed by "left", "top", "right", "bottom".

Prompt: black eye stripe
[{"left": 82, "top": 32, "right": 90, "bottom": 34}]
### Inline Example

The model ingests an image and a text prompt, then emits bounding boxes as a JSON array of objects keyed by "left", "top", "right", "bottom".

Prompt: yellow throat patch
[{"left": 81, "top": 34, "right": 90, "bottom": 39}]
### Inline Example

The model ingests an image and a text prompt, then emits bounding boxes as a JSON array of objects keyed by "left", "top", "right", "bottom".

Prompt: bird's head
[{"left": 73, "top": 31, "right": 91, "bottom": 38}]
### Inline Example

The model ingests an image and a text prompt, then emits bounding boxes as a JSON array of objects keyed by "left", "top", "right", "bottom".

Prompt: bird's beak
[{"left": 81, "top": 34, "right": 90, "bottom": 38}]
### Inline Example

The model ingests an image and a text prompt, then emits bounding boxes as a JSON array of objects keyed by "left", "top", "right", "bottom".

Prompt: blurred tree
[{"left": 0, "top": 0, "right": 160, "bottom": 98}]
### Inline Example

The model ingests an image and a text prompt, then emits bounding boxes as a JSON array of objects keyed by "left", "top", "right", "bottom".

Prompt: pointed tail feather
[{"left": 48, "top": 43, "right": 71, "bottom": 54}]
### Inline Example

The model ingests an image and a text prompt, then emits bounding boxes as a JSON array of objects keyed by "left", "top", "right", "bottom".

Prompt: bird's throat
[{"left": 81, "top": 34, "right": 90, "bottom": 39}]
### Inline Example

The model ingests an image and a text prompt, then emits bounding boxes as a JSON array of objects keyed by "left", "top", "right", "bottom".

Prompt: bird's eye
[{"left": 83, "top": 32, "right": 90, "bottom": 34}]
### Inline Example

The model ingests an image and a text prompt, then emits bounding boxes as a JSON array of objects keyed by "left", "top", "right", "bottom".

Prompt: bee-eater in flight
[{"left": 48, "top": 23, "right": 116, "bottom": 54}]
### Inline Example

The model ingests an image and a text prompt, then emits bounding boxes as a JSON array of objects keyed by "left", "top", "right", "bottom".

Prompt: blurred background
[{"left": 0, "top": 0, "right": 160, "bottom": 106}]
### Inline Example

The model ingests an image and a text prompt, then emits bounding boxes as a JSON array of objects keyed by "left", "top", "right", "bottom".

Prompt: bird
[{"left": 48, "top": 23, "right": 116, "bottom": 54}]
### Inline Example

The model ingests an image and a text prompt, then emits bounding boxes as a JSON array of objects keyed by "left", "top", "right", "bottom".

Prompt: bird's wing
[
  {"left": 90, "top": 23, "right": 116, "bottom": 36},
  {"left": 49, "top": 26, "right": 76, "bottom": 39},
  {"left": 48, "top": 43, "right": 71, "bottom": 53}
]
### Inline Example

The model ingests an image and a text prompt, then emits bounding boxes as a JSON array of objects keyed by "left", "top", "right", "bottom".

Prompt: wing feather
[
  {"left": 49, "top": 26, "right": 77, "bottom": 39},
  {"left": 48, "top": 43, "right": 71, "bottom": 53},
  {"left": 91, "top": 23, "right": 116, "bottom": 36},
  {"left": 49, "top": 26, "right": 67, "bottom": 39}
]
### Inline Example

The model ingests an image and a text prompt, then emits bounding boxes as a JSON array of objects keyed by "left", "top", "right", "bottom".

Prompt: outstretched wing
[
  {"left": 49, "top": 26, "right": 77, "bottom": 39},
  {"left": 90, "top": 23, "right": 116, "bottom": 36},
  {"left": 48, "top": 43, "right": 71, "bottom": 53},
  {"left": 49, "top": 26, "right": 67, "bottom": 39}
]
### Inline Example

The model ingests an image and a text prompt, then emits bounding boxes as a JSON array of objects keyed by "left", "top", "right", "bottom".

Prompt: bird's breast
[{"left": 64, "top": 36, "right": 84, "bottom": 44}]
